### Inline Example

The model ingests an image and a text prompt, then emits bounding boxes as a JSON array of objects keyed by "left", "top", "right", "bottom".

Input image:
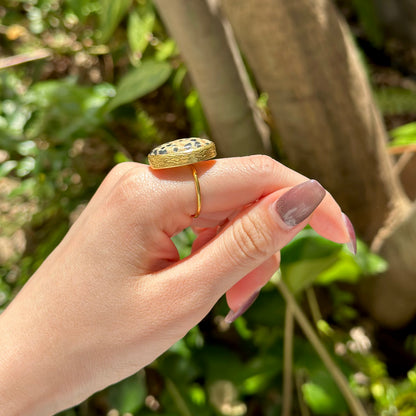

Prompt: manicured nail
[
  {"left": 275, "top": 180, "right": 326, "bottom": 227},
  {"left": 342, "top": 213, "right": 357, "bottom": 255},
  {"left": 224, "top": 290, "right": 260, "bottom": 324}
]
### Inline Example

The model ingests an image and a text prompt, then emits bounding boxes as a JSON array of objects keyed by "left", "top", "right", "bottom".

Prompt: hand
[{"left": 0, "top": 155, "right": 352, "bottom": 415}]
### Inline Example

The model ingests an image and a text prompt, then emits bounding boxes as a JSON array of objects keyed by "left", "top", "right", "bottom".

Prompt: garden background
[{"left": 1, "top": 0, "right": 416, "bottom": 415}]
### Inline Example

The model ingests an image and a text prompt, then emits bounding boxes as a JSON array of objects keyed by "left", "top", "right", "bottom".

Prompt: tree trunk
[
  {"left": 220, "top": 0, "right": 408, "bottom": 242},
  {"left": 153, "top": 0, "right": 270, "bottom": 157},
  {"left": 399, "top": 153, "right": 416, "bottom": 200},
  {"left": 220, "top": 0, "right": 416, "bottom": 327},
  {"left": 361, "top": 205, "right": 416, "bottom": 327}
]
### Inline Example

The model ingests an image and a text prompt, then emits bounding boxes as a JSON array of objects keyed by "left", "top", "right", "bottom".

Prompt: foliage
[
  {"left": 1, "top": 0, "right": 416, "bottom": 415},
  {"left": 350, "top": 0, "right": 384, "bottom": 48},
  {"left": 389, "top": 122, "right": 416, "bottom": 147},
  {"left": 104, "top": 60, "right": 172, "bottom": 113},
  {"left": 375, "top": 88, "right": 416, "bottom": 116}
]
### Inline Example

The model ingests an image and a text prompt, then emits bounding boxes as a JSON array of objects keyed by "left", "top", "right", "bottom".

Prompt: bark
[
  {"left": 220, "top": 0, "right": 416, "bottom": 327},
  {"left": 399, "top": 153, "right": 416, "bottom": 200},
  {"left": 220, "top": 0, "right": 408, "bottom": 243},
  {"left": 153, "top": 0, "right": 270, "bottom": 157},
  {"left": 361, "top": 205, "right": 416, "bottom": 327}
]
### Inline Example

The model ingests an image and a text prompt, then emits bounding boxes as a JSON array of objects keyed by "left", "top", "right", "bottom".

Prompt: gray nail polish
[
  {"left": 275, "top": 180, "right": 326, "bottom": 227},
  {"left": 342, "top": 213, "right": 357, "bottom": 255},
  {"left": 224, "top": 290, "right": 260, "bottom": 324}
]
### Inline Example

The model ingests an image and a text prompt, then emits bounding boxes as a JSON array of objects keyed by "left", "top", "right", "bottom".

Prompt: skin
[{"left": 0, "top": 155, "right": 349, "bottom": 415}]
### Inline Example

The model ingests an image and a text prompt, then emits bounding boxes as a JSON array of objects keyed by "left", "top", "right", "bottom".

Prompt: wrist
[{"left": 0, "top": 306, "right": 60, "bottom": 416}]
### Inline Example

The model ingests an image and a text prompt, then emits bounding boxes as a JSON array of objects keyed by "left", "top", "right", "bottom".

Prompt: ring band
[
  {"left": 148, "top": 138, "right": 217, "bottom": 218},
  {"left": 190, "top": 165, "right": 201, "bottom": 218}
]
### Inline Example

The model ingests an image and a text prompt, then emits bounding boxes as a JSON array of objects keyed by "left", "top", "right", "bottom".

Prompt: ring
[{"left": 148, "top": 138, "right": 217, "bottom": 218}]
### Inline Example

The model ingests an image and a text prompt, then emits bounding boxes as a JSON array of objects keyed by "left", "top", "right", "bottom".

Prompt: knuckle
[
  {"left": 108, "top": 166, "right": 147, "bottom": 209},
  {"left": 245, "top": 154, "right": 277, "bottom": 177},
  {"left": 230, "top": 214, "right": 272, "bottom": 264},
  {"left": 95, "top": 162, "right": 138, "bottom": 200},
  {"left": 108, "top": 162, "right": 137, "bottom": 180}
]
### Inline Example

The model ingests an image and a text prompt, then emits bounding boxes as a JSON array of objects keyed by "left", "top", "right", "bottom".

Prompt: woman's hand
[{"left": 0, "top": 155, "right": 353, "bottom": 415}]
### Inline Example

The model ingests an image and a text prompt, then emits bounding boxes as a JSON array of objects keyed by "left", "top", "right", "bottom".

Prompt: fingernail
[
  {"left": 224, "top": 290, "right": 260, "bottom": 324},
  {"left": 342, "top": 213, "right": 357, "bottom": 255},
  {"left": 275, "top": 180, "right": 326, "bottom": 227}
]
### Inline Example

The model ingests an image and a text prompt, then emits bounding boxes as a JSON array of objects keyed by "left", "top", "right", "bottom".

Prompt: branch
[
  {"left": 360, "top": 203, "right": 416, "bottom": 327},
  {"left": 165, "top": 377, "right": 193, "bottom": 416},
  {"left": 153, "top": 0, "right": 270, "bottom": 157},
  {"left": 273, "top": 275, "right": 368, "bottom": 416},
  {"left": 220, "top": 0, "right": 408, "bottom": 242},
  {"left": 282, "top": 303, "right": 294, "bottom": 416}
]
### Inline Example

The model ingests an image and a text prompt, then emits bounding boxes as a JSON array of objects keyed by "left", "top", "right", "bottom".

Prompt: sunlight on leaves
[
  {"left": 105, "top": 60, "right": 172, "bottom": 113},
  {"left": 390, "top": 122, "right": 416, "bottom": 147},
  {"left": 302, "top": 372, "right": 348, "bottom": 415},
  {"left": 99, "top": 0, "right": 132, "bottom": 42}
]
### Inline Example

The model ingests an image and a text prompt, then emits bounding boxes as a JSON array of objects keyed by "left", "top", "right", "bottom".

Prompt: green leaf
[
  {"left": 282, "top": 255, "right": 339, "bottom": 293},
  {"left": 16, "top": 156, "right": 35, "bottom": 177},
  {"left": 171, "top": 228, "right": 195, "bottom": 259},
  {"left": 64, "top": 0, "right": 96, "bottom": 22},
  {"left": 99, "top": 0, "right": 132, "bottom": 43},
  {"left": 155, "top": 39, "right": 177, "bottom": 61},
  {"left": 351, "top": 0, "right": 383, "bottom": 47},
  {"left": 242, "top": 355, "right": 283, "bottom": 394},
  {"left": 0, "top": 280, "right": 11, "bottom": 306},
  {"left": 107, "top": 372, "right": 146, "bottom": 414},
  {"left": 114, "top": 152, "right": 132, "bottom": 163},
  {"left": 243, "top": 289, "right": 286, "bottom": 327},
  {"left": 157, "top": 352, "right": 200, "bottom": 385},
  {"left": 105, "top": 60, "right": 172, "bottom": 113},
  {"left": 189, "top": 384, "right": 206, "bottom": 406},
  {"left": 16, "top": 140, "right": 38, "bottom": 157},
  {"left": 280, "top": 229, "right": 342, "bottom": 293},
  {"left": 390, "top": 122, "right": 416, "bottom": 147},
  {"left": 127, "top": 9, "right": 155, "bottom": 55},
  {"left": 294, "top": 339, "right": 324, "bottom": 375},
  {"left": 8, "top": 178, "right": 36, "bottom": 197},
  {"left": 27, "top": 79, "right": 113, "bottom": 142},
  {"left": 316, "top": 251, "right": 362, "bottom": 285},
  {"left": 375, "top": 88, "right": 416, "bottom": 116},
  {"left": 197, "top": 345, "right": 246, "bottom": 385},
  {"left": 233, "top": 315, "right": 253, "bottom": 339},
  {"left": 302, "top": 372, "right": 348, "bottom": 415},
  {"left": 281, "top": 229, "right": 342, "bottom": 264},
  {"left": 185, "top": 90, "right": 209, "bottom": 137},
  {"left": 355, "top": 240, "right": 388, "bottom": 275},
  {"left": 0, "top": 160, "right": 18, "bottom": 177}
]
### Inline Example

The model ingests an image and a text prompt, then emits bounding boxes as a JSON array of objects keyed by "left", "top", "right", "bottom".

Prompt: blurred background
[{"left": 1, "top": 0, "right": 416, "bottom": 415}]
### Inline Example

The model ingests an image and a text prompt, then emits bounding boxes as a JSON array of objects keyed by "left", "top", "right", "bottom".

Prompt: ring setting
[{"left": 148, "top": 138, "right": 217, "bottom": 218}]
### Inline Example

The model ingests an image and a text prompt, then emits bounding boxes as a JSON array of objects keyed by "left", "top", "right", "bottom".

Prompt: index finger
[{"left": 149, "top": 155, "right": 349, "bottom": 243}]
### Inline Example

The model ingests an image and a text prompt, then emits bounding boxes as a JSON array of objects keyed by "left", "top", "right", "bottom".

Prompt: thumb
[{"left": 158, "top": 180, "right": 327, "bottom": 317}]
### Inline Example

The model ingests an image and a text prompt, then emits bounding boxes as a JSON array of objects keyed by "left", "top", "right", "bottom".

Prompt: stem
[
  {"left": 393, "top": 151, "right": 413, "bottom": 176},
  {"left": 165, "top": 378, "right": 193, "bottom": 416},
  {"left": 282, "top": 302, "right": 294, "bottom": 416},
  {"left": 305, "top": 287, "right": 322, "bottom": 324},
  {"left": 295, "top": 370, "right": 311, "bottom": 416},
  {"left": 274, "top": 277, "right": 368, "bottom": 416}
]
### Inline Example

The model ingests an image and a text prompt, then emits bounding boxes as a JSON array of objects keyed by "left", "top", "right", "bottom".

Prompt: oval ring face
[{"left": 148, "top": 138, "right": 217, "bottom": 169}]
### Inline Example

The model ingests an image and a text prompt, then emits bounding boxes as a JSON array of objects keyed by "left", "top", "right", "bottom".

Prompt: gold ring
[{"left": 148, "top": 138, "right": 217, "bottom": 218}]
